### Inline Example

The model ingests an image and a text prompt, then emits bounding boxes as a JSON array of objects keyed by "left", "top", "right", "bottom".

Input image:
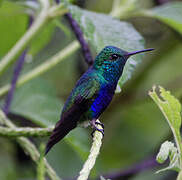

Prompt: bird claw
[
  {"left": 95, "top": 121, "right": 104, "bottom": 129},
  {"left": 90, "top": 119, "right": 104, "bottom": 137},
  {"left": 91, "top": 128, "right": 104, "bottom": 137}
]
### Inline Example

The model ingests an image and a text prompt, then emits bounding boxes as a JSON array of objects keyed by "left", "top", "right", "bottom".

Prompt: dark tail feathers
[{"left": 45, "top": 120, "right": 77, "bottom": 155}]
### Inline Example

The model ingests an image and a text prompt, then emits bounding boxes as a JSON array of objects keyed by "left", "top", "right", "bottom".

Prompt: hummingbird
[{"left": 45, "top": 46, "right": 154, "bottom": 154}]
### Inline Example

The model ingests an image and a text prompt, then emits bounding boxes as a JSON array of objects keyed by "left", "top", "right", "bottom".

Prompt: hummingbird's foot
[
  {"left": 90, "top": 119, "right": 104, "bottom": 137},
  {"left": 95, "top": 121, "right": 104, "bottom": 129},
  {"left": 91, "top": 128, "right": 104, "bottom": 137}
]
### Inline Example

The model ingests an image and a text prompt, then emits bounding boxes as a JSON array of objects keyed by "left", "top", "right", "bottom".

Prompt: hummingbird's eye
[{"left": 111, "top": 54, "right": 119, "bottom": 60}]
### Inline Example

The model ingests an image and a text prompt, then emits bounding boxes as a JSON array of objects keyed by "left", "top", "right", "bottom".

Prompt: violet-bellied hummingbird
[{"left": 45, "top": 46, "right": 154, "bottom": 154}]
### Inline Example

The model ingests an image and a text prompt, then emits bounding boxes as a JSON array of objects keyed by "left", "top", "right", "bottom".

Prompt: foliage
[
  {"left": 149, "top": 86, "right": 182, "bottom": 177},
  {"left": 69, "top": 4, "right": 145, "bottom": 86},
  {"left": 0, "top": 0, "right": 182, "bottom": 180},
  {"left": 147, "top": 2, "right": 182, "bottom": 34},
  {"left": 37, "top": 144, "right": 46, "bottom": 180}
]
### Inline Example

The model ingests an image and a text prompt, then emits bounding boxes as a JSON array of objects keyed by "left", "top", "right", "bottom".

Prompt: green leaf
[
  {"left": 0, "top": 141, "right": 19, "bottom": 180},
  {"left": 149, "top": 86, "right": 182, "bottom": 172},
  {"left": 46, "top": 140, "right": 83, "bottom": 178},
  {"left": 156, "top": 141, "right": 180, "bottom": 173},
  {"left": 28, "top": 21, "right": 56, "bottom": 56},
  {"left": 65, "top": 127, "right": 90, "bottom": 160},
  {"left": 53, "top": 19, "right": 72, "bottom": 38},
  {"left": 147, "top": 2, "right": 182, "bottom": 34},
  {"left": 149, "top": 86, "right": 181, "bottom": 135},
  {"left": 0, "top": 1, "right": 28, "bottom": 57},
  {"left": 69, "top": 5, "right": 145, "bottom": 86},
  {"left": 10, "top": 78, "right": 63, "bottom": 127}
]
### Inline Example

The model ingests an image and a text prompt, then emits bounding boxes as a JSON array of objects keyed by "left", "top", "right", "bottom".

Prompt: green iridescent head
[{"left": 93, "top": 46, "right": 154, "bottom": 70}]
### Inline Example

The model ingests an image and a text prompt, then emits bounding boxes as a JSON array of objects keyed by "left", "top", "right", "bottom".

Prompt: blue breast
[{"left": 90, "top": 84, "right": 115, "bottom": 119}]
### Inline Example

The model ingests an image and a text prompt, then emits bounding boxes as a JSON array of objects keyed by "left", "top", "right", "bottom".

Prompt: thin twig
[
  {"left": 154, "top": 0, "right": 170, "bottom": 5},
  {"left": 0, "top": 126, "right": 53, "bottom": 137},
  {"left": 0, "top": 110, "right": 60, "bottom": 180},
  {"left": 55, "top": 0, "right": 93, "bottom": 66},
  {"left": 3, "top": 16, "right": 33, "bottom": 115},
  {"left": 0, "top": 41, "right": 80, "bottom": 97},
  {"left": 3, "top": 50, "right": 27, "bottom": 114},
  {"left": 37, "top": 144, "right": 46, "bottom": 180},
  {"left": 65, "top": 13, "right": 93, "bottom": 66},
  {"left": 77, "top": 120, "right": 103, "bottom": 180},
  {"left": 101, "top": 156, "right": 159, "bottom": 179},
  {"left": 0, "top": 0, "right": 50, "bottom": 76},
  {"left": 0, "top": 0, "right": 67, "bottom": 76}
]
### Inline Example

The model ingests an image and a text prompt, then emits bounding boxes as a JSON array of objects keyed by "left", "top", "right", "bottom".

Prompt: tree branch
[
  {"left": 65, "top": 13, "right": 93, "bottom": 66},
  {"left": 0, "top": 0, "right": 67, "bottom": 76},
  {"left": 102, "top": 156, "right": 159, "bottom": 179},
  {"left": 154, "top": 0, "right": 171, "bottom": 5},
  {"left": 3, "top": 16, "right": 34, "bottom": 115},
  {"left": 0, "top": 126, "right": 53, "bottom": 137},
  {"left": 55, "top": 0, "right": 93, "bottom": 66},
  {"left": 0, "top": 110, "right": 60, "bottom": 180},
  {"left": 0, "top": 0, "right": 49, "bottom": 76},
  {"left": 77, "top": 120, "right": 103, "bottom": 180},
  {"left": 0, "top": 41, "right": 80, "bottom": 97},
  {"left": 3, "top": 50, "right": 27, "bottom": 114},
  {"left": 37, "top": 144, "right": 46, "bottom": 180}
]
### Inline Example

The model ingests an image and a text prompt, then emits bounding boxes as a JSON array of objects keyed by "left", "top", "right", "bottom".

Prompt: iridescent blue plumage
[{"left": 45, "top": 46, "right": 154, "bottom": 154}]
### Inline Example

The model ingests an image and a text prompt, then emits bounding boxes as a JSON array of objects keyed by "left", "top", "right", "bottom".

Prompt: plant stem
[
  {"left": 37, "top": 144, "right": 46, "bottom": 180},
  {"left": 0, "top": 41, "right": 80, "bottom": 97},
  {"left": 175, "top": 130, "right": 182, "bottom": 168},
  {"left": 154, "top": 0, "right": 170, "bottom": 5},
  {"left": 0, "top": 1, "right": 67, "bottom": 77},
  {"left": 55, "top": 0, "right": 93, "bottom": 65},
  {"left": 0, "top": 0, "right": 50, "bottom": 76},
  {"left": 0, "top": 126, "right": 53, "bottom": 137},
  {"left": 77, "top": 120, "right": 103, "bottom": 180},
  {"left": 65, "top": 13, "right": 93, "bottom": 66},
  {"left": 3, "top": 50, "right": 27, "bottom": 114},
  {"left": 177, "top": 170, "right": 182, "bottom": 180},
  {"left": 0, "top": 110, "right": 60, "bottom": 180},
  {"left": 3, "top": 15, "right": 34, "bottom": 115},
  {"left": 101, "top": 156, "right": 159, "bottom": 179}
]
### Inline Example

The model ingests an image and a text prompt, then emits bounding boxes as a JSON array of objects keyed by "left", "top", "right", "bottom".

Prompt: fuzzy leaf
[
  {"left": 156, "top": 141, "right": 180, "bottom": 173},
  {"left": 156, "top": 141, "right": 177, "bottom": 164},
  {"left": 149, "top": 86, "right": 182, "bottom": 173},
  {"left": 149, "top": 86, "right": 181, "bottom": 133},
  {"left": 148, "top": 2, "right": 182, "bottom": 34},
  {"left": 69, "top": 5, "right": 145, "bottom": 87}
]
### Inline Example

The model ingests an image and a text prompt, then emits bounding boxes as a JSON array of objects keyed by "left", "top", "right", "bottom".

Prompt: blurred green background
[{"left": 0, "top": 0, "right": 182, "bottom": 179}]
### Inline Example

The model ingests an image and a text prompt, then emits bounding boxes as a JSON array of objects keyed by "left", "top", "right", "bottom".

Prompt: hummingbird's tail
[
  {"left": 45, "top": 93, "right": 91, "bottom": 155},
  {"left": 45, "top": 118, "right": 77, "bottom": 155}
]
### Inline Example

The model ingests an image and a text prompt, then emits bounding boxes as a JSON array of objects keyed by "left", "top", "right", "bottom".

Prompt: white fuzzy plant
[{"left": 149, "top": 86, "right": 182, "bottom": 179}]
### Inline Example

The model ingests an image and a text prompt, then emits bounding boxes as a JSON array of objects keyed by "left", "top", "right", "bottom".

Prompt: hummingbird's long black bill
[{"left": 126, "top": 48, "right": 154, "bottom": 57}]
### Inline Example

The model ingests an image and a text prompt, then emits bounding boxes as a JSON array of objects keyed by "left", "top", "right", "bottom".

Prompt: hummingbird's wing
[{"left": 45, "top": 77, "right": 100, "bottom": 154}]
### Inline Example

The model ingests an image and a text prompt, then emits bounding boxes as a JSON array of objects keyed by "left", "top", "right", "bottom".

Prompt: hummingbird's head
[
  {"left": 94, "top": 46, "right": 154, "bottom": 69},
  {"left": 93, "top": 46, "right": 154, "bottom": 81}
]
